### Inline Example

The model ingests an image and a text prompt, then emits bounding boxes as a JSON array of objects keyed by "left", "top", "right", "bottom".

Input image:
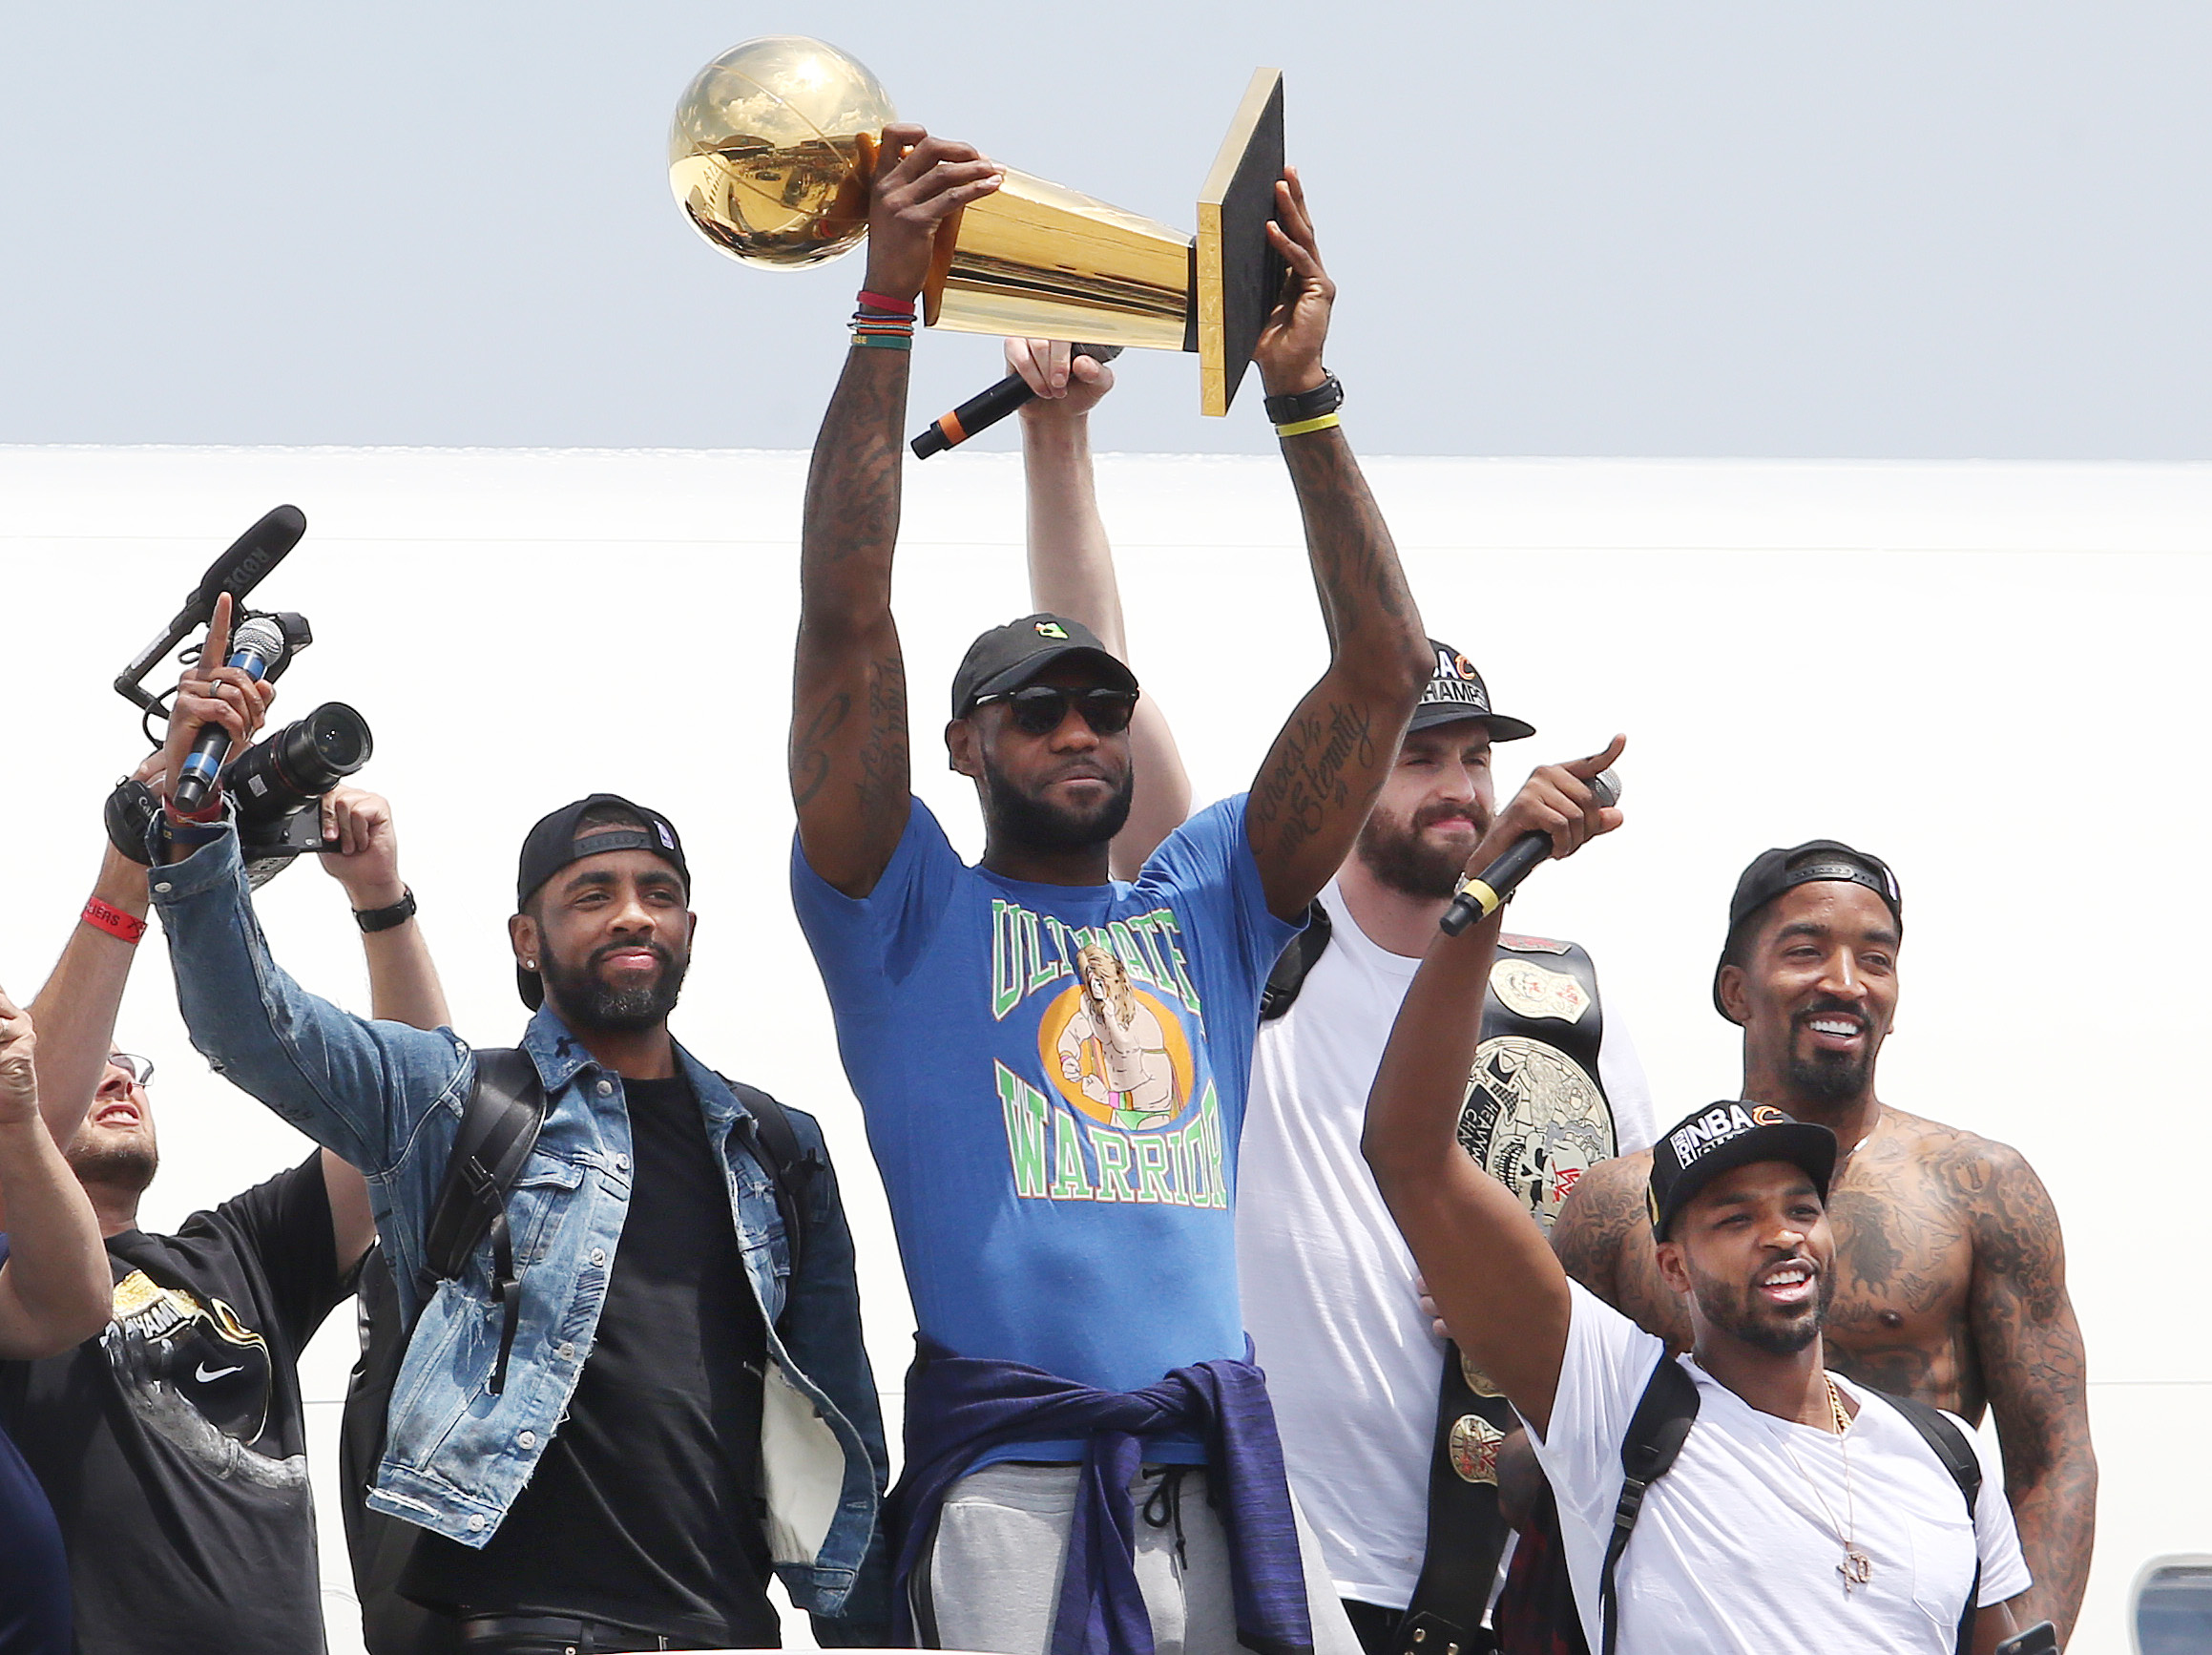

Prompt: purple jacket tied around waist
[{"left": 890, "top": 1337, "right": 1314, "bottom": 1655}]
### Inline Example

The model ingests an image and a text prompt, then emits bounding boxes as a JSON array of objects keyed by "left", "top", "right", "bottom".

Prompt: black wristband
[
  {"left": 353, "top": 886, "right": 417, "bottom": 933},
  {"left": 1263, "top": 372, "right": 1344, "bottom": 427}
]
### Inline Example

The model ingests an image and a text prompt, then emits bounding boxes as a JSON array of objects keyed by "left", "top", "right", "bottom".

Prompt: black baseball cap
[
  {"left": 1647, "top": 1101, "right": 1839, "bottom": 1241},
  {"left": 1408, "top": 639, "right": 1535, "bottom": 740},
  {"left": 951, "top": 614, "right": 1138, "bottom": 719},
  {"left": 1713, "top": 840, "right": 1903, "bottom": 1016},
  {"left": 514, "top": 794, "right": 690, "bottom": 1009}
]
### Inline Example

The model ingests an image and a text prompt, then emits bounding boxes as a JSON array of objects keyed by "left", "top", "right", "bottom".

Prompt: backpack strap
[
  {"left": 1598, "top": 1354, "right": 1701, "bottom": 1655},
  {"left": 721, "top": 1078, "right": 821, "bottom": 1289},
  {"left": 1259, "top": 900, "right": 1333, "bottom": 1022},
  {"left": 421, "top": 1048, "right": 545, "bottom": 1395},
  {"left": 1876, "top": 1390, "right": 1984, "bottom": 1655}
]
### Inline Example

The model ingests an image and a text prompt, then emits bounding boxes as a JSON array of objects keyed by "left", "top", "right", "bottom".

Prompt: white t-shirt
[
  {"left": 1528, "top": 1284, "right": 2031, "bottom": 1655},
  {"left": 1238, "top": 880, "right": 1658, "bottom": 1607}
]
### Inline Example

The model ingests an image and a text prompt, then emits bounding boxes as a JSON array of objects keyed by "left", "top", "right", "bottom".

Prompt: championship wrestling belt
[{"left": 1397, "top": 935, "right": 1615, "bottom": 1655}]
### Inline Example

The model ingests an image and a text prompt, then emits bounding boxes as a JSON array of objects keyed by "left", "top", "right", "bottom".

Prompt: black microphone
[
  {"left": 171, "top": 617, "right": 287, "bottom": 815},
  {"left": 115, "top": 505, "right": 307, "bottom": 714},
  {"left": 1439, "top": 769, "right": 1623, "bottom": 936},
  {"left": 911, "top": 345, "right": 1124, "bottom": 458}
]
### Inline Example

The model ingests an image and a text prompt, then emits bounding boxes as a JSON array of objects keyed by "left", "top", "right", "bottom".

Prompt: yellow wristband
[{"left": 1273, "top": 411, "right": 1342, "bottom": 439}]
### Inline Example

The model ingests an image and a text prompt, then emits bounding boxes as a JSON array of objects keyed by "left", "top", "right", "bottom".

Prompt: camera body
[{"left": 107, "top": 510, "right": 375, "bottom": 886}]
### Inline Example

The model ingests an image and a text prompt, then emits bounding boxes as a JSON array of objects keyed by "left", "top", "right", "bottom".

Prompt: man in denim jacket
[{"left": 150, "top": 652, "right": 887, "bottom": 1655}]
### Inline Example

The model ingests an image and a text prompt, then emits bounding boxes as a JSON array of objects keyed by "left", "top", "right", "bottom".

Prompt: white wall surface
[{"left": 2, "top": 443, "right": 2205, "bottom": 1652}]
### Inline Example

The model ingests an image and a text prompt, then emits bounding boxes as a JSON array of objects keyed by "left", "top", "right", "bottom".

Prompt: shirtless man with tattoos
[
  {"left": 786, "top": 127, "right": 1429, "bottom": 1655},
  {"left": 1549, "top": 840, "right": 2095, "bottom": 1643}
]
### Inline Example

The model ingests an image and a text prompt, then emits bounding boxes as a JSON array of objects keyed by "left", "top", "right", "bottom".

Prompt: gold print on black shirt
[{"left": 101, "top": 1270, "right": 306, "bottom": 1492}]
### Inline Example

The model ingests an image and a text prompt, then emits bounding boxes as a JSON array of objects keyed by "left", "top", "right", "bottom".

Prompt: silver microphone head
[
  {"left": 1592, "top": 767, "right": 1623, "bottom": 809},
  {"left": 227, "top": 617, "right": 286, "bottom": 666}
]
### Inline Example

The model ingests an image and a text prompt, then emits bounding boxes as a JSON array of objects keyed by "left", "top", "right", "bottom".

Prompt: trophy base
[{"left": 1198, "top": 68, "right": 1286, "bottom": 416}]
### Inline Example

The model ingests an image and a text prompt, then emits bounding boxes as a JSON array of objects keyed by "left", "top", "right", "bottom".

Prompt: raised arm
[
  {"left": 32, "top": 622, "right": 275, "bottom": 1148},
  {"left": 318, "top": 783, "right": 452, "bottom": 1267},
  {"left": 0, "top": 987, "right": 113, "bottom": 1358},
  {"left": 792, "top": 126, "right": 1003, "bottom": 896},
  {"left": 1958, "top": 1140, "right": 2096, "bottom": 1645},
  {"left": 1009, "top": 337, "right": 1192, "bottom": 875},
  {"left": 1363, "top": 751, "right": 1622, "bottom": 1433},
  {"left": 1243, "top": 171, "right": 1431, "bottom": 919}
]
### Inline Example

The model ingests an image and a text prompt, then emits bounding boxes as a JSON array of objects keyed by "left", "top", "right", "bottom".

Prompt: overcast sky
[{"left": 3, "top": 2, "right": 2207, "bottom": 458}]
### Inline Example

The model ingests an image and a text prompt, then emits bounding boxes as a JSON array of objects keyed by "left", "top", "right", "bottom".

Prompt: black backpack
[
  {"left": 1500, "top": 1352, "right": 1986, "bottom": 1655},
  {"left": 336, "top": 1050, "right": 819, "bottom": 1655}
]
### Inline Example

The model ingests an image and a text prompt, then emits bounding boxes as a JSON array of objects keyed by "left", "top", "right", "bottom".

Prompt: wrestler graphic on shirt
[{"left": 1057, "top": 944, "right": 1179, "bottom": 1129}]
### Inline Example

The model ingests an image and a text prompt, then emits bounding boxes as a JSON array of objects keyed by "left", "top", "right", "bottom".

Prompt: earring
[{"left": 525, "top": 959, "right": 537, "bottom": 970}]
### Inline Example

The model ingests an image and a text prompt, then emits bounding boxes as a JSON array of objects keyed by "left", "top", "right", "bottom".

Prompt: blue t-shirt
[{"left": 792, "top": 795, "right": 1297, "bottom": 1399}]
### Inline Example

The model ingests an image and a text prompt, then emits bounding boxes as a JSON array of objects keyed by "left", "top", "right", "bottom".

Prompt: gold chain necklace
[{"left": 1773, "top": 1374, "right": 1872, "bottom": 1594}]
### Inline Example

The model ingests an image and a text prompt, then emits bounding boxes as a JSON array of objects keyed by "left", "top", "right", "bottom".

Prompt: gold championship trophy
[{"left": 668, "top": 36, "right": 1284, "bottom": 419}]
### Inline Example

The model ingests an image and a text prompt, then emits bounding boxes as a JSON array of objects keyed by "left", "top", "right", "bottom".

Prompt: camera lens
[{"left": 222, "top": 702, "right": 373, "bottom": 824}]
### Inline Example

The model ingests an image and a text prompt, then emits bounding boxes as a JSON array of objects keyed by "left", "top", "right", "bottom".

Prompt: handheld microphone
[
  {"left": 1438, "top": 769, "right": 1622, "bottom": 936},
  {"left": 172, "top": 618, "right": 287, "bottom": 814},
  {"left": 115, "top": 505, "right": 307, "bottom": 714},
  {"left": 910, "top": 345, "right": 1124, "bottom": 458}
]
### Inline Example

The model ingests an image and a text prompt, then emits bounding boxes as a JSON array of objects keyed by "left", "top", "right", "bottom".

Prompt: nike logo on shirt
[{"left": 194, "top": 1362, "right": 245, "bottom": 1383}]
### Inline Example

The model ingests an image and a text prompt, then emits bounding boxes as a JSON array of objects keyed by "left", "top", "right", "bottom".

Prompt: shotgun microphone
[
  {"left": 1439, "top": 769, "right": 1622, "bottom": 936},
  {"left": 115, "top": 505, "right": 307, "bottom": 714},
  {"left": 911, "top": 345, "right": 1123, "bottom": 458}
]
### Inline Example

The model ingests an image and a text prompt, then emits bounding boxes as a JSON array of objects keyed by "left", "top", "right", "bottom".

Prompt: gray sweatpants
[{"left": 914, "top": 1462, "right": 1363, "bottom": 1655}]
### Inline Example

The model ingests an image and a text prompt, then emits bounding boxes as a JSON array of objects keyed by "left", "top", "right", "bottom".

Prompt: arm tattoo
[
  {"left": 1954, "top": 1139, "right": 2097, "bottom": 1642},
  {"left": 1246, "top": 429, "right": 1425, "bottom": 907},
  {"left": 792, "top": 348, "right": 915, "bottom": 884}
]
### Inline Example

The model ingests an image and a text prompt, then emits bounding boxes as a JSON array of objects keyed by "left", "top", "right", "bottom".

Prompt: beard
[
  {"left": 1355, "top": 799, "right": 1491, "bottom": 901},
  {"left": 1784, "top": 1000, "right": 1878, "bottom": 1105},
  {"left": 541, "top": 938, "right": 689, "bottom": 1033},
  {"left": 1686, "top": 1252, "right": 1835, "bottom": 1357},
  {"left": 64, "top": 1130, "right": 157, "bottom": 1199},
  {"left": 981, "top": 750, "right": 1134, "bottom": 852}
]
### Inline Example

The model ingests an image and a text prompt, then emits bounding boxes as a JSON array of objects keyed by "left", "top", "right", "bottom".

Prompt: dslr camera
[{"left": 107, "top": 505, "right": 373, "bottom": 887}]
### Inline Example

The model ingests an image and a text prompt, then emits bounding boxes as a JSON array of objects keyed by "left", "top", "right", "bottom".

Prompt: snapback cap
[
  {"left": 1408, "top": 639, "right": 1535, "bottom": 740},
  {"left": 514, "top": 794, "right": 690, "bottom": 1009},
  {"left": 1647, "top": 1101, "right": 1839, "bottom": 1241},
  {"left": 1712, "top": 840, "right": 1902, "bottom": 1016},
  {"left": 951, "top": 614, "right": 1138, "bottom": 719}
]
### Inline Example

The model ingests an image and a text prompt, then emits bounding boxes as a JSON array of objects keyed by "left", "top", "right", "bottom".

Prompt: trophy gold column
[{"left": 668, "top": 36, "right": 1284, "bottom": 414}]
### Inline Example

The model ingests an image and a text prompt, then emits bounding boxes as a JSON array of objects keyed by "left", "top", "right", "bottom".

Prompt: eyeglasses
[
  {"left": 975, "top": 684, "right": 1139, "bottom": 736},
  {"left": 110, "top": 1054, "right": 156, "bottom": 1087}
]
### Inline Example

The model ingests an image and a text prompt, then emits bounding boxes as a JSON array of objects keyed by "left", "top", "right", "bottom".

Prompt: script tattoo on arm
[
  {"left": 792, "top": 346, "right": 914, "bottom": 897},
  {"left": 1245, "top": 429, "right": 1427, "bottom": 919},
  {"left": 1552, "top": 1152, "right": 1693, "bottom": 1350},
  {"left": 1954, "top": 1138, "right": 2097, "bottom": 1645}
]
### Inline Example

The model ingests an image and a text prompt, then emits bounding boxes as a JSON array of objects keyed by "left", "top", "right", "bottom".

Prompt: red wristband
[
  {"left": 82, "top": 897, "right": 147, "bottom": 946},
  {"left": 856, "top": 289, "right": 916, "bottom": 317}
]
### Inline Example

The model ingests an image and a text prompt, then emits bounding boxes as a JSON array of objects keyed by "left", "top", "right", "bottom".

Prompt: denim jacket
[{"left": 152, "top": 828, "right": 889, "bottom": 1635}]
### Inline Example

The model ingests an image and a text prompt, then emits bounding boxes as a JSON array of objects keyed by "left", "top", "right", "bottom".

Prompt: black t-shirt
[
  {"left": 406, "top": 1071, "right": 778, "bottom": 1645},
  {"left": 0, "top": 1155, "right": 344, "bottom": 1655}
]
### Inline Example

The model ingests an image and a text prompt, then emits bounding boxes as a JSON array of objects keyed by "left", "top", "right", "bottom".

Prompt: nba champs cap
[
  {"left": 1647, "top": 1101, "right": 1839, "bottom": 1241},
  {"left": 1409, "top": 639, "right": 1535, "bottom": 740}
]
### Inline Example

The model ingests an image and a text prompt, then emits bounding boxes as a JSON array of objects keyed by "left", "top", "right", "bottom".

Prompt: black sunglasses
[{"left": 976, "top": 684, "right": 1139, "bottom": 736}]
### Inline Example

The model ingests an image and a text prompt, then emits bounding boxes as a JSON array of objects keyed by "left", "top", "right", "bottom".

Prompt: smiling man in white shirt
[{"left": 1360, "top": 809, "right": 2031, "bottom": 1655}]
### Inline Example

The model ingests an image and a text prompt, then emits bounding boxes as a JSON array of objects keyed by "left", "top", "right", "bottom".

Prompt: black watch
[
  {"left": 1263, "top": 372, "right": 1344, "bottom": 426},
  {"left": 353, "top": 886, "right": 417, "bottom": 933}
]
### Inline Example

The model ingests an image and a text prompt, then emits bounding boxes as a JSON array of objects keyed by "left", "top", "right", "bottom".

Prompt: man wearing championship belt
[{"left": 1238, "top": 661, "right": 1655, "bottom": 1655}]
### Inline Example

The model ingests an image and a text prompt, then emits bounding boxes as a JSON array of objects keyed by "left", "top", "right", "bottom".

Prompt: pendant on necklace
[{"left": 1839, "top": 1548, "right": 1873, "bottom": 1592}]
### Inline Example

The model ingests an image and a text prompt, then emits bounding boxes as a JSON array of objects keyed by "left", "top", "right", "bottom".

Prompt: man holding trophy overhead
[{"left": 783, "top": 107, "right": 1428, "bottom": 1655}]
